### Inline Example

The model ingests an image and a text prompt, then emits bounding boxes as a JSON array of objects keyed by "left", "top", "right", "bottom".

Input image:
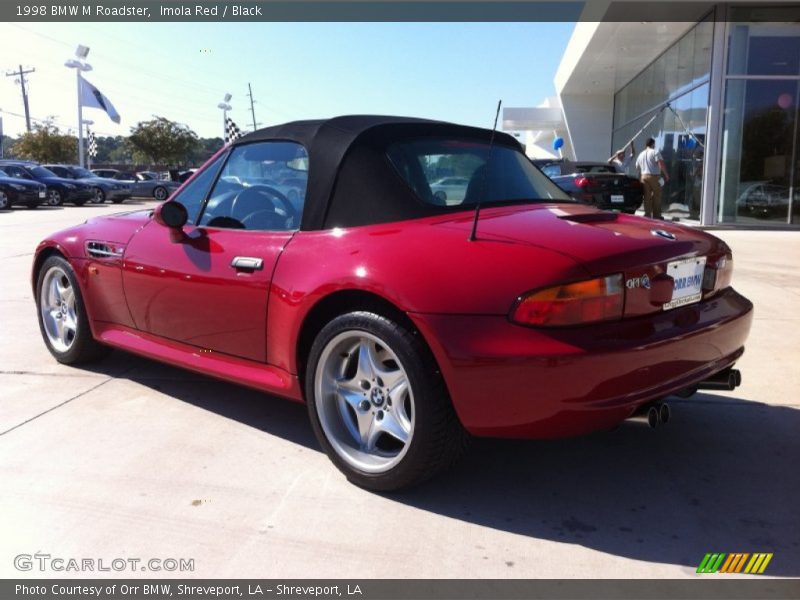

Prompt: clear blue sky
[{"left": 0, "top": 22, "right": 575, "bottom": 139}]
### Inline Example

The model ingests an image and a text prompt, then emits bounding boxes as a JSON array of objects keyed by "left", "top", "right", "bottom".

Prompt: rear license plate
[
  {"left": 39, "top": 191, "right": 46, "bottom": 198},
  {"left": 610, "top": 194, "right": 624, "bottom": 204},
  {"left": 663, "top": 256, "right": 707, "bottom": 310}
]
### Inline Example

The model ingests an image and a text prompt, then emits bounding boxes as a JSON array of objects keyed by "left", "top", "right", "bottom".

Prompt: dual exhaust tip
[
  {"left": 630, "top": 401, "right": 671, "bottom": 429},
  {"left": 647, "top": 403, "right": 671, "bottom": 429},
  {"left": 632, "top": 368, "right": 742, "bottom": 430},
  {"left": 696, "top": 368, "right": 742, "bottom": 391}
]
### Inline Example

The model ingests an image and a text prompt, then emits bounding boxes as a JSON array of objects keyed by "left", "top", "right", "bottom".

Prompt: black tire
[
  {"left": 305, "top": 311, "right": 468, "bottom": 491},
  {"left": 94, "top": 187, "right": 106, "bottom": 203},
  {"left": 0, "top": 191, "right": 10, "bottom": 210},
  {"left": 153, "top": 186, "right": 168, "bottom": 201},
  {"left": 35, "top": 255, "right": 110, "bottom": 364}
]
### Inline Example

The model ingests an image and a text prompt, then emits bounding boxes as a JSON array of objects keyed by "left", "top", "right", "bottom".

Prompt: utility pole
[
  {"left": 5, "top": 65, "right": 35, "bottom": 132},
  {"left": 247, "top": 83, "right": 258, "bottom": 131}
]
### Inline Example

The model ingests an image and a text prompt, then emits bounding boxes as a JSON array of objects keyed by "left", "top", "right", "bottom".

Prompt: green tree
[
  {"left": 127, "top": 116, "right": 199, "bottom": 166},
  {"left": 13, "top": 123, "right": 77, "bottom": 163}
]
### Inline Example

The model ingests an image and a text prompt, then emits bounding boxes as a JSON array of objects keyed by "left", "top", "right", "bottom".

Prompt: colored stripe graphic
[{"left": 698, "top": 553, "right": 772, "bottom": 574}]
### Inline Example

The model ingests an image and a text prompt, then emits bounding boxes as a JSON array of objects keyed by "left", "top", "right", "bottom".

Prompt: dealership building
[{"left": 503, "top": 4, "right": 800, "bottom": 227}]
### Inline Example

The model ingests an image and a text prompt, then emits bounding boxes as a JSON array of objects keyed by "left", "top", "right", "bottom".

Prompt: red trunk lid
[{"left": 445, "top": 203, "right": 728, "bottom": 318}]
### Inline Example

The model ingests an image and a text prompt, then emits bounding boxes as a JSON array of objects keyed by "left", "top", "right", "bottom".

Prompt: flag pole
[
  {"left": 86, "top": 127, "right": 92, "bottom": 169},
  {"left": 77, "top": 70, "right": 85, "bottom": 168}
]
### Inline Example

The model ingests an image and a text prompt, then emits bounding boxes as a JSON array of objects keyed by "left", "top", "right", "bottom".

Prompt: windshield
[
  {"left": 30, "top": 166, "right": 58, "bottom": 178},
  {"left": 72, "top": 167, "right": 96, "bottom": 178},
  {"left": 386, "top": 139, "right": 572, "bottom": 207}
]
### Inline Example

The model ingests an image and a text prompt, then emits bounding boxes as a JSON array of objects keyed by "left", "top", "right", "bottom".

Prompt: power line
[{"left": 5, "top": 65, "right": 35, "bottom": 132}]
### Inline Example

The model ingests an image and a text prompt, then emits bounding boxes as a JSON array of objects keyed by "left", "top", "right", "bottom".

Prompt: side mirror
[{"left": 153, "top": 201, "right": 188, "bottom": 229}]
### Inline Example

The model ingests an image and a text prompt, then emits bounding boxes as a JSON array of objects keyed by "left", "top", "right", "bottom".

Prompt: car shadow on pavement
[
  {"left": 86, "top": 352, "right": 799, "bottom": 576},
  {"left": 394, "top": 393, "right": 800, "bottom": 577}
]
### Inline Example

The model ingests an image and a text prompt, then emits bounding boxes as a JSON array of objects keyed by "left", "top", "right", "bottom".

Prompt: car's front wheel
[
  {"left": 0, "top": 190, "right": 9, "bottom": 210},
  {"left": 36, "top": 256, "right": 110, "bottom": 364},
  {"left": 94, "top": 187, "right": 106, "bottom": 203},
  {"left": 306, "top": 311, "right": 467, "bottom": 491},
  {"left": 46, "top": 189, "right": 63, "bottom": 207}
]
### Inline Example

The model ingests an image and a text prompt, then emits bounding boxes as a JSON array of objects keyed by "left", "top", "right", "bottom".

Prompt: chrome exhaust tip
[
  {"left": 647, "top": 406, "right": 659, "bottom": 429},
  {"left": 697, "top": 368, "right": 742, "bottom": 391},
  {"left": 659, "top": 402, "right": 671, "bottom": 425}
]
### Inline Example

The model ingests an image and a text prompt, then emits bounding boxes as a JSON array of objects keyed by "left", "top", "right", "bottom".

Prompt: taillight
[
  {"left": 575, "top": 176, "right": 592, "bottom": 188},
  {"left": 704, "top": 254, "right": 733, "bottom": 295},
  {"left": 510, "top": 274, "right": 624, "bottom": 327}
]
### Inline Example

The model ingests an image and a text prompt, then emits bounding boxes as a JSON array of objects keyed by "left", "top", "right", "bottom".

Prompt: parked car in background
[
  {"left": 92, "top": 168, "right": 138, "bottom": 181},
  {"left": 0, "top": 167, "right": 47, "bottom": 210},
  {"left": 430, "top": 176, "right": 470, "bottom": 205},
  {"left": 0, "top": 160, "right": 94, "bottom": 206},
  {"left": 736, "top": 182, "right": 792, "bottom": 219},
  {"left": 89, "top": 169, "right": 180, "bottom": 201},
  {"left": 43, "top": 164, "right": 132, "bottom": 204},
  {"left": 533, "top": 159, "right": 643, "bottom": 214},
  {"left": 32, "top": 116, "right": 752, "bottom": 491}
]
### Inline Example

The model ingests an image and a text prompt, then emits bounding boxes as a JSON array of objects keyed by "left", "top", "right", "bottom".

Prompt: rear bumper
[{"left": 410, "top": 287, "right": 753, "bottom": 438}]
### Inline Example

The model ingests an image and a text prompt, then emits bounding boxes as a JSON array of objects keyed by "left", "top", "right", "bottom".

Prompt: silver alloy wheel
[
  {"left": 154, "top": 187, "right": 168, "bottom": 201},
  {"left": 315, "top": 331, "right": 415, "bottom": 473},
  {"left": 47, "top": 190, "right": 62, "bottom": 206},
  {"left": 0, "top": 191, "right": 8, "bottom": 209},
  {"left": 94, "top": 187, "right": 105, "bottom": 203},
  {"left": 39, "top": 266, "right": 78, "bottom": 353}
]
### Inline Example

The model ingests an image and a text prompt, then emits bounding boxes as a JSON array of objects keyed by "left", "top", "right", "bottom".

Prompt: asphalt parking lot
[{"left": 0, "top": 201, "right": 798, "bottom": 579}]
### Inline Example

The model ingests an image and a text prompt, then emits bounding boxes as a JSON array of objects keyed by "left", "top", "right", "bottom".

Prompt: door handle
[{"left": 230, "top": 256, "right": 264, "bottom": 270}]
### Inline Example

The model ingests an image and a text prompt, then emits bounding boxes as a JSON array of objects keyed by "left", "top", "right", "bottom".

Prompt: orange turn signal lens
[{"left": 510, "top": 274, "right": 624, "bottom": 327}]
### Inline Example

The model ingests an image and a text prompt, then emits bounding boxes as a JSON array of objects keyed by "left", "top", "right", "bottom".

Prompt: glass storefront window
[
  {"left": 611, "top": 16, "right": 712, "bottom": 221},
  {"left": 719, "top": 6, "right": 800, "bottom": 225},
  {"left": 719, "top": 79, "right": 799, "bottom": 224},
  {"left": 727, "top": 7, "right": 800, "bottom": 76}
]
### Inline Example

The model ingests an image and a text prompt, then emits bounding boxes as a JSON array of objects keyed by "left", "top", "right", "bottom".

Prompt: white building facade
[{"left": 504, "top": 4, "right": 800, "bottom": 227}]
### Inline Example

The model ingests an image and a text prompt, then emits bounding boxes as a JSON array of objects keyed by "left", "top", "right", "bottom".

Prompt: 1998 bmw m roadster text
[{"left": 33, "top": 116, "right": 753, "bottom": 490}]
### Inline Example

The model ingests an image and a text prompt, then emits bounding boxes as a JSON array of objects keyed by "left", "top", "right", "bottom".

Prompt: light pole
[
  {"left": 65, "top": 45, "right": 92, "bottom": 168},
  {"left": 82, "top": 119, "right": 94, "bottom": 168},
  {"left": 217, "top": 93, "right": 232, "bottom": 141}
]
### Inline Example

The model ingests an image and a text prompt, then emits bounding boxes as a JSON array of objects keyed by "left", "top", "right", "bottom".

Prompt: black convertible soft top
[{"left": 232, "top": 115, "right": 523, "bottom": 230}]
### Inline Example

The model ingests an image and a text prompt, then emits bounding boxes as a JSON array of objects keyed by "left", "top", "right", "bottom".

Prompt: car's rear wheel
[
  {"left": 47, "top": 189, "right": 63, "bottom": 207},
  {"left": 306, "top": 311, "right": 467, "bottom": 491},
  {"left": 153, "top": 186, "right": 168, "bottom": 201},
  {"left": 36, "top": 256, "right": 110, "bottom": 364},
  {"left": 0, "top": 191, "right": 9, "bottom": 210}
]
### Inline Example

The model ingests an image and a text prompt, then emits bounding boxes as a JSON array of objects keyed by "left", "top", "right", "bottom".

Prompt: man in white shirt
[
  {"left": 609, "top": 141, "right": 635, "bottom": 175},
  {"left": 635, "top": 137, "right": 670, "bottom": 219}
]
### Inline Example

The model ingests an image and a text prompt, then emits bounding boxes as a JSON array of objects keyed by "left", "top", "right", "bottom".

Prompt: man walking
[{"left": 635, "top": 137, "right": 669, "bottom": 219}]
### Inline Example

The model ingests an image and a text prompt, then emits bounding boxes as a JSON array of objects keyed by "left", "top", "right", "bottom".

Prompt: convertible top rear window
[{"left": 386, "top": 139, "right": 571, "bottom": 207}]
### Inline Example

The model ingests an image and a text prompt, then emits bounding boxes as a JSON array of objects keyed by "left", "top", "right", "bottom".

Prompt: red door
[{"left": 122, "top": 220, "right": 293, "bottom": 362}]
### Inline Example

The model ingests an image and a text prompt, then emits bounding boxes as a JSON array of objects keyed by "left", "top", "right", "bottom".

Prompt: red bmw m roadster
[{"left": 32, "top": 116, "right": 753, "bottom": 490}]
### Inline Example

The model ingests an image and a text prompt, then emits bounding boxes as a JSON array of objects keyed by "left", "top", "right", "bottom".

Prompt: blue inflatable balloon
[
  {"left": 553, "top": 137, "right": 564, "bottom": 150},
  {"left": 686, "top": 137, "right": 697, "bottom": 149}
]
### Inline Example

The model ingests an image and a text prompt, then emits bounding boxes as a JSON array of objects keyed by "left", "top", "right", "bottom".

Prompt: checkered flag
[
  {"left": 225, "top": 117, "right": 244, "bottom": 144},
  {"left": 87, "top": 129, "right": 97, "bottom": 158}
]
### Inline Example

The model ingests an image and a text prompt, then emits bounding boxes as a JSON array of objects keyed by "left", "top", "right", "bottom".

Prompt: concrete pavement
[{"left": 0, "top": 202, "right": 798, "bottom": 578}]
